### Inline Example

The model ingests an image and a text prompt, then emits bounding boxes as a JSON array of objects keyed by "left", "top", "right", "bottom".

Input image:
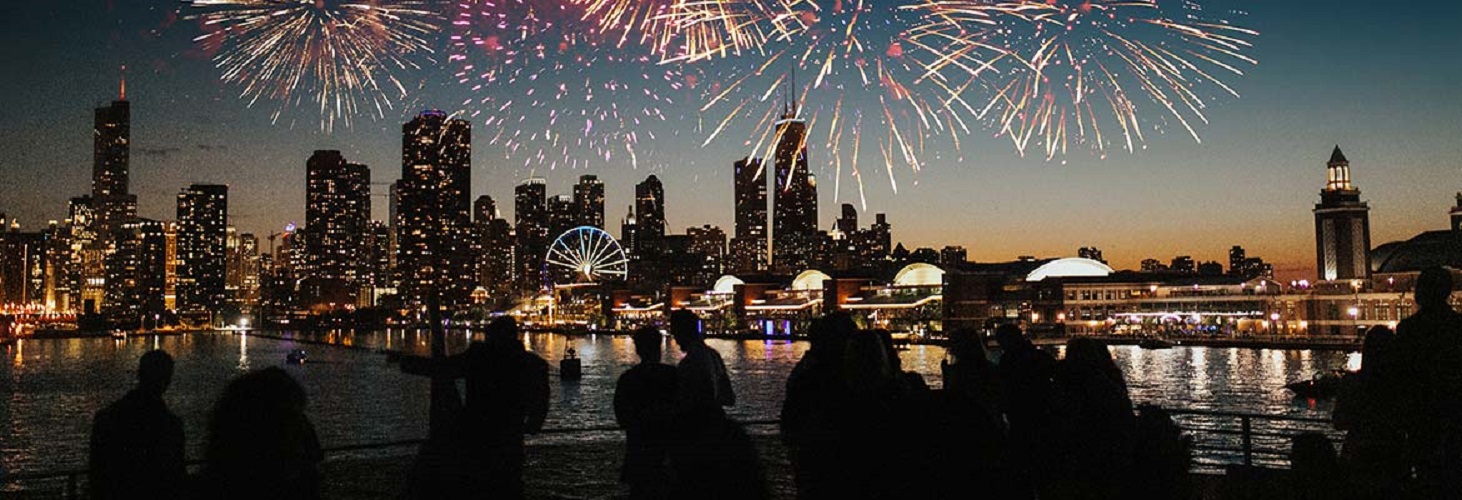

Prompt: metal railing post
[{"left": 1241, "top": 415, "right": 1253, "bottom": 467}]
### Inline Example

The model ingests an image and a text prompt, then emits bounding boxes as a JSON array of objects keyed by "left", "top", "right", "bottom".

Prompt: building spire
[
  {"left": 119, "top": 64, "right": 127, "bottom": 101},
  {"left": 1328, "top": 144, "right": 1347, "bottom": 165}
]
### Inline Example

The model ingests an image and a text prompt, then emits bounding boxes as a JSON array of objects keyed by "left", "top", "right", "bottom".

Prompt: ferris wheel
[{"left": 545, "top": 226, "right": 629, "bottom": 284}]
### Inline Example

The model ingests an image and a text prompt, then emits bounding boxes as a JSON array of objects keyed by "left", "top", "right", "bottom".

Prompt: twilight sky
[{"left": 0, "top": 0, "right": 1458, "bottom": 280}]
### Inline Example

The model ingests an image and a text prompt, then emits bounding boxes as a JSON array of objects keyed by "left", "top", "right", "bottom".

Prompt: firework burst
[
  {"left": 665, "top": 0, "right": 999, "bottom": 206},
  {"left": 920, "top": 0, "right": 1258, "bottom": 160},
  {"left": 448, "top": 0, "right": 695, "bottom": 172},
  {"left": 187, "top": 0, "right": 443, "bottom": 131}
]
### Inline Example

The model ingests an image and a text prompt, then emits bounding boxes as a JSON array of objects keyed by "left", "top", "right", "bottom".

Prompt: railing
[{"left": 0, "top": 410, "right": 1333, "bottom": 498}]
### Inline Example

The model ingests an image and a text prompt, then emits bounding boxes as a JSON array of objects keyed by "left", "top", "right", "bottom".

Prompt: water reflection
[{"left": 1, "top": 331, "right": 1355, "bottom": 477}]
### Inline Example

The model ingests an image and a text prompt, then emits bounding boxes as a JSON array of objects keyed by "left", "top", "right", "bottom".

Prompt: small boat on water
[
  {"left": 286, "top": 349, "right": 309, "bottom": 364},
  {"left": 1285, "top": 370, "right": 1347, "bottom": 399},
  {"left": 110, "top": 329, "right": 128, "bottom": 340},
  {"left": 560, "top": 346, "right": 582, "bottom": 380}
]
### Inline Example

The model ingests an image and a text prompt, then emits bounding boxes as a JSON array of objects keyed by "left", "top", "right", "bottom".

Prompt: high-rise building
[
  {"left": 634, "top": 175, "right": 666, "bottom": 256},
  {"left": 474, "top": 195, "right": 498, "bottom": 224},
  {"left": 770, "top": 87, "right": 818, "bottom": 273},
  {"left": 1170, "top": 256, "right": 1196, "bottom": 274},
  {"left": 1228, "top": 246, "right": 1247, "bottom": 275},
  {"left": 176, "top": 184, "right": 229, "bottom": 313},
  {"left": 1313, "top": 146, "right": 1372, "bottom": 282},
  {"left": 574, "top": 174, "right": 605, "bottom": 229},
  {"left": 940, "top": 246, "right": 968, "bottom": 267},
  {"left": 620, "top": 205, "right": 639, "bottom": 258},
  {"left": 0, "top": 229, "right": 45, "bottom": 308},
  {"left": 548, "top": 194, "right": 577, "bottom": 238},
  {"left": 305, "top": 150, "right": 371, "bottom": 296},
  {"left": 92, "top": 78, "right": 137, "bottom": 233},
  {"left": 687, "top": 225, "right": 727, "bottom": 287},
  {"left": 515, "top": 178, "right": 549, "bottom": 291},
  {"left": 363, "top": 221, "right": 395, "bottom": 303},
  {"left": 396, "top": 110, "right": 474, "bottom": 309},
  {"left": 476, "top": 217, "right": 515, "bottom": 299},
  {"left": 103, "top": 219, "right": 167, "bottom": 322},
  {"left": 729, "top": 157, "right": 768, "bottom": 274}
]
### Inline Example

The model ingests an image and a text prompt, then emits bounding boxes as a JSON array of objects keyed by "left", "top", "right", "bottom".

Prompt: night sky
[{"left": 0, "top": 0, "right": 1458, "bottom": 279}]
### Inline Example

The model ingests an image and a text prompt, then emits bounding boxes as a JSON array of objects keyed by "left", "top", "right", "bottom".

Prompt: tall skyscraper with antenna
[
  {"left": 93, "top": 67, "right": 136, "bottom": 234},
  {"left": 771, "top": 68, "right": 818, "bottom": 273}
]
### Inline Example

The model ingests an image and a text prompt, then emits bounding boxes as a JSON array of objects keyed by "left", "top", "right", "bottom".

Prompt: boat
[
  {"left": 286, "top": 349, "right": 309, "bottom": 364},
  {"left": 560, "top": 346, "right": 582, "bottom": 381},
  {"left": 1138, "top": 337, "right": 1174, "bottom": 349},
  {"left": 1285, "top": 370, "right": 1346, "bottom": 399},
  {"left": 109, "top": 329, "right": 128, "bottom": 340}
]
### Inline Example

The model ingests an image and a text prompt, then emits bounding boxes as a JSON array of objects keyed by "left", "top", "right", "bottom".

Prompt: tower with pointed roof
[
  {"left": 1313, "top": 146, "right": 1372, "bottom": 281},
  {"left": 771, "top": 67, "right": 818, "bottom": 273}
]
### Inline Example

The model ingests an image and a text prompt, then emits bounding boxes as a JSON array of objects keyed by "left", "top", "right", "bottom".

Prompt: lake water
[{"left": 0, "top": 330, "right": 1356, "bottom": 478}]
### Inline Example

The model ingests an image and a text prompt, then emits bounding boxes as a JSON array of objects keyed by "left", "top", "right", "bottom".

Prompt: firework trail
[
  {"left": 652, "top": 0, "right": 999, "bottom": 206},
  {"left": 187, "top": 0, "right": 443, "bottom": 131},
  {"left": 448, "top": 0, "right": 697, "bottom": 172},
  {"left": 919, "top": 0, "right": 1258, "bottom": 160}
]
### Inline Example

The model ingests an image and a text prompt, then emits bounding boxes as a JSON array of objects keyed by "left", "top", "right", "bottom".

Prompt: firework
[
  {"left": 668, "top": 0, "right": 999, "bottom": 204},
  {"left": 920, "top": 0, "right": 1259, "bottom": 160},
  {"left": 187, "top": 0, "right": 443, "bottom": 131},
  {"left": 448, "top": 0, "right": 696, "bottom": 172}
]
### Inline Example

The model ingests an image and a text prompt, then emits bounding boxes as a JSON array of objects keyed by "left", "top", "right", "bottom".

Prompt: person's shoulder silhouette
[
  {"left": 203, "top": 367, "right": 322, "bottom": 500},
  {"left": 89, "top": 349, "right": 185, "bottom": 500}
]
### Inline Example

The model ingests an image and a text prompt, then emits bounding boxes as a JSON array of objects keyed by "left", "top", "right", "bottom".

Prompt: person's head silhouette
[
  {"left": 632, "top": 327, "right": 661, "bottom": 363},
  {"left": 670, "top": 310, "right": 702, "bottom": 349},
  {"left": 1360, "top": 325, "right": 1393, "bottom": 372},
  {"left": 485, "top": 316, "right": 520, "bottom": 350},
  {"left": 137, "top": 350, "right": 174, "bottom": 396},
  {"left": 1415, "top": 267, "right": 1454, "bottom": 311},
  {"left": 994, "top": 324, "right": 1029, "bottom": 352}
]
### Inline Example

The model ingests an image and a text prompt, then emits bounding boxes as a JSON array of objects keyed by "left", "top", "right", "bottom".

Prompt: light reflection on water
[{"left": 0, "top": 331, "right": 1354, "bottom": 476}]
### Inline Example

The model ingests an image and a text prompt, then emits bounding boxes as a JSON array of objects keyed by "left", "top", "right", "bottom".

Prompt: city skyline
[{"left": 0, "top": 0, "right": 1458, "bottom": 279}]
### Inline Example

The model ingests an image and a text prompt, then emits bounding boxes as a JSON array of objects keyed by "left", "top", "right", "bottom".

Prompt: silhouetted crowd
[{"left": 84, "top": 266, "right": 1462, "bottom": 499}]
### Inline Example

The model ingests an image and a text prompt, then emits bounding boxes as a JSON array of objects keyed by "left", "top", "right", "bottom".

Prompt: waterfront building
[
  {"left": 574, "top": 174, "right": 606, "bottom": 229},
  {"left": 0, "top": 229, "right": 46, "bottom": 309},
  {"left": 176, "top": 184, "right": 229, "bottom": 313},
  {"left": 396, "top": 110, "right": 474, "bottom": 310},
  {"left": 729, "top": 157, "right": 768, "bottom": 274},
  {"left": 515, "top": 178, "right": 549, "bottom": 292},
  {"left": 1313, "top": 146, "right": 1372, "bottom": 282},
  {"left": 305, "top": 150, "right": 371, "bottom": 303}
]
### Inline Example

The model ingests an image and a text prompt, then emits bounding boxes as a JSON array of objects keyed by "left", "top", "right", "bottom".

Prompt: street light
[{"left": 1270, "top": 312, "right": 1281, "bottom": 336}]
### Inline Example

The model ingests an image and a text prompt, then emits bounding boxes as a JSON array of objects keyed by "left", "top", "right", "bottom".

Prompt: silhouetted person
[
  {"left": 400, "top": 317, "right": 550, "bottom": 500},
  {"left": 874, "top": 329, "right": 929, "bottom": 397},
  {"left": 202, "top": 367, "right": 323, "bottom": 500},
  {"left": 1334, "top": 325, "right": 1405, "bottom": 497},
  {"left": 615, "top": 327, "right": 678, "bottom": 500},
  {"left": 782, "top": 315, "right": 853, "bottom": 500},
  {"left": 666, "top": 310, "right": 764, "bottom": 500},
  {"left": 89, "top": 350, "right": 185, "bottom": 500},
  {"left": 1291, "top": 432, "right": 1344, "bottom": 500},
  {"left": 993, "top": 324, "right": 1057, "bottom": 493},
  {"left": 670, "top": 310, "right": 733, "bottom": 417},
  {"left": 1393, "top": 267, "right": 1462, "bottom": 497},
  {"left": 1130, "top": 405, "right": 1192, "bottom": 499},
  {"left": 1049, "top": 337, "right": 1135, "bottom": 499},
  {"left": 925, "top": 329, "right": 1008, "bottom": 499}
]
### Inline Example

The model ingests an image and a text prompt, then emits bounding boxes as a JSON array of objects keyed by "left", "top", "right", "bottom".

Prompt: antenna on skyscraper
[{"left": 119, "top": 64, "right": 127, "bottom": 101}]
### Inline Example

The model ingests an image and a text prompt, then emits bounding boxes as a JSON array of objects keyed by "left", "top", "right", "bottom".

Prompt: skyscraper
[
  {"left": 305, "top": 150, "right": 371, "bottom": 297},
  {"left": 634, "top": 175, "right": 666, "bottom": 256},
  {"left": 548, "top": 194, "right": 576, "bottom": 238},
  {"left": 770, "top": 85, "right": 818, "bottom": 273},
  {"left": 103, "top": 219, "right": 167, "bottom": 323},
  {"left": 515, "top": 178, "right": 549, "bottom": 291},
  {"left": 574, "top": 174, "right": 606, "bottom": 229},
  {"left": 729, "top": 157, "right": 768, "bottom": 274},
  {"left": 176, "top": 184, "right": 228, "bottom": 313},
  {"left": 1313, "top": 146, "right": 1372, "bottom": 282},
  {"left": 396, "top": 110, "right": 474, "bottom": 309},
  {"left": 687, "top": 225, "right": 727, "bottom": 287},
  {"left": 474, "top": 195, "right": 498, "bottom": 224},
  {"left": 92, "top": 76, "right": 137, "bottom": 233}
]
